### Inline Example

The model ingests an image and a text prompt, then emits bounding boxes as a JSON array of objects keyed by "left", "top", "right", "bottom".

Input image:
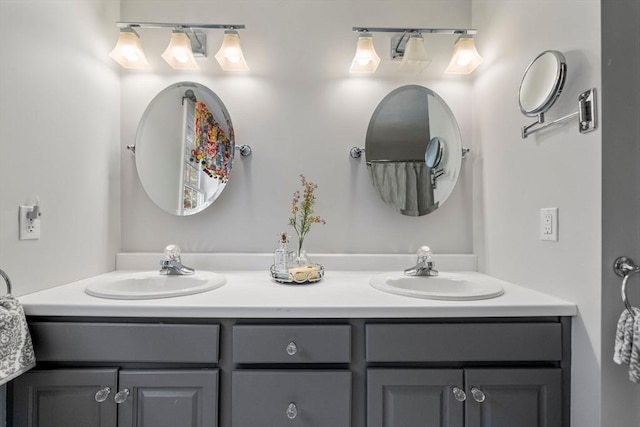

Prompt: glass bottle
[{"left": 274, "top": 232, "right": 292, "bottom": 278}]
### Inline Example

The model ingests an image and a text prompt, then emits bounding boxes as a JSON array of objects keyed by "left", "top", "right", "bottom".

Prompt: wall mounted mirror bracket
[
  {"left": 127, "top": 143, "right": 252, "bottom": 157},
  {"left": 235, "top": 145, "right": 252, "bottom": 157},
  {"left": 521, "top": 88, "right": 597, "bottom": 139},
  {"left": 350, "top": 146, "right": 469, "bottom": 159},
  {"left": 349, "top": 147, "right": 365, "bottom": 158}
]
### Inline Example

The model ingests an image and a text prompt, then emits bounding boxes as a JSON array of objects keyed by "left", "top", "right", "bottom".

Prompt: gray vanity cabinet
[
  {"left": 11, "top": 369, "right": 218, "bottom": 427},
  {"left": 232, "top": 371, "right": 352, "bottom": 426},
  {"left": 231, "top": 324, "right": 353, "bottom": 427},
  {"left": 367, "top": 368, "right": 561, "bottom": 427},
  {"left": 366, "top": 322, "right": 567, "bottom": 427},
  {"left": 367, "top": 369, "right": 464, "bottom": 426},
  {"left": 10, "top": 317, "right": 570, "bottom": 427},
  {"left": 464, "top": 368, "right": 562, "bottom": 427},
  {"left": 11, "top": 368, "right": 118, "bottom": 427},
  {"left": 117, "top": 370, "right": 218, "bottom": 427},
  {"left": 9, "top": 321, "right": 221, "bottom": 427}
]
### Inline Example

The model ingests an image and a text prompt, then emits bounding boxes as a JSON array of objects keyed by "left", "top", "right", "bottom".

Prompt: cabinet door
[
  {"left": 367, "top": 369, "right": 464, "bottom": 427},
  {"left": 465, "top": 368, "right": 562, "bottom": 427},
  {"left": 116, "top": 369, "right": 218, "bottom": 427},
  {"left": 11, "top": 368, "right": 118, "bottom": 427}
]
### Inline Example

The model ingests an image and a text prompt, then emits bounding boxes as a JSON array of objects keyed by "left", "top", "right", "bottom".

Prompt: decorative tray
[{"left": 269, "top": 264, "right": 325, "bottom": 284}]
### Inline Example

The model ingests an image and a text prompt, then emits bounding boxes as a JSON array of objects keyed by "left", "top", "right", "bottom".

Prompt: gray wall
[
  {"left": 118, "top": 0, "right": 475, "bottom": 255},
  {"left": 471, "top": 1, "right": 602, "bottom": 425},
  {"left": 0, "top": 0, "right": 121, "bottom": 296},
  {"left": 601, "top": 0, "right": 640, "bottom": 425}
]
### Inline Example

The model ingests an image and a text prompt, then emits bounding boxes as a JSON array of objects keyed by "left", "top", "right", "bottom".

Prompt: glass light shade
[
  {"left": 445, "top": 36, "right": 484, "bottom": 74},
  {"left": 399, "top": 35, "right": 432, "bottom": 73},
  {"left": 350, "top": 34, "right": 381, "bottom": 73},
  {"left": 215, "top": 31, "right": 249, "bottom": 71},
  {"left": 109, "top": 30, "right": 150, "bottom": 69},
  {"left": 162, "top": 32, "right": 199, "bottom": 70}
]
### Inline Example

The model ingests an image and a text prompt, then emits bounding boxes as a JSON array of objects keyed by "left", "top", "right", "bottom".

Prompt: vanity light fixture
[
  {"left": 351, "top": 27, "right": 480, "bottom": 74},
  {"left": 111, "top": 22, "right": 248, "bottom": 71},
  {"left": 215, "top": 30, "right": 249, "bottom": 71},
  {"left": 398, "top": 33, "right": 432, "bottom": 73},
  {"left": 445, "top": 35, "right": 483, "bottom": 74},
  {"left": 162, "top": 30, "right": 200, "bottom": 70},
  {"left": 350, "top": 32, "right": 381, "bottom": 73},
  {"left": 109, "top": 27, "right": 151, "bottom": 69}
]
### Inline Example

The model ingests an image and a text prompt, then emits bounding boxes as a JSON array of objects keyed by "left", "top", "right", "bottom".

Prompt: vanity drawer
[
  {"left": 366, "top": 323, "right": 562, "bottom": 362},
  {"left": 233, "top": 324, "right": 351, "bottom": 363},
  {"left": 29, "top": 322, "right": 219, "bottom": 363},
  {"left": 231, "top": 370, "right": 351, "bottom": 426}
]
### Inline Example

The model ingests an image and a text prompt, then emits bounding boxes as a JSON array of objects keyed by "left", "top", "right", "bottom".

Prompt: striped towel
[{"left": 0, "top": 295, "right": 36, "bottom": 385}]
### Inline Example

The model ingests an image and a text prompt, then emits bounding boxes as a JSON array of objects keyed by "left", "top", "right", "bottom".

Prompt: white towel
[
  {"left": 614, "top": 308, "right": 638, "bottom": 365},
  {"left": 0, "top": 295, "right": 36, "bottom": 385}
]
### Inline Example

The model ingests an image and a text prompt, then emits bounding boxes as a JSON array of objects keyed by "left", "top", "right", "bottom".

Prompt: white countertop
[{"left": 19, "top": 269, "right": 577, "bottom": 319}]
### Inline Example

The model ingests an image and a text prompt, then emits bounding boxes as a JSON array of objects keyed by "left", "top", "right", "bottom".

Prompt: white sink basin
[
  {"left": 85, "top": 271, "right": 226, "bottom": 300},
  {"left": 370, "top": 273, "right": 504, "bottom": 301}
]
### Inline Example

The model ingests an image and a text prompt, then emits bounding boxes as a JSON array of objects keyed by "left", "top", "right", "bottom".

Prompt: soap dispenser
[{"left": 274, "top": 232, "right": 292, "bottom": 278}]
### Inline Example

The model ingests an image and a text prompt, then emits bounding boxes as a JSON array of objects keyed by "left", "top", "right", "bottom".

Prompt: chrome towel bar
[{"left": 614, "top": 256, "right": 639, "bottom": 319}]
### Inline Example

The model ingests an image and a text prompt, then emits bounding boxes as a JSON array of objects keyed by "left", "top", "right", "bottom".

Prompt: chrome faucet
[
  {"left": 160, "top": 244, "right": 195, "bottom": 275},
  {"left": 404, "top": 246, "right": 438, "bottom": 277}
]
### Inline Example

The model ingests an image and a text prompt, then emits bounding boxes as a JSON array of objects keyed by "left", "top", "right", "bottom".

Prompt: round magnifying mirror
[
  {"left": 425, "top": 137, "right": 444, "bottom": 169},
  {"left": 134, "top": 82, "right": 235, "bottom": 216},
  {"left": 518, "top": 50, "right": 566, "bottom": 116},
  {"left": 365, "top": 85, "right": 463, "bottom": 216}
]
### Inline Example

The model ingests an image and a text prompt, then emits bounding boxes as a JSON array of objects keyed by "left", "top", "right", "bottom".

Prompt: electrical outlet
[
  {"left": 19, "top": 205, "right": 40, "bottom": 240},
  {"left": 540, "top": 208, "right": 558, "bottom": 241}
]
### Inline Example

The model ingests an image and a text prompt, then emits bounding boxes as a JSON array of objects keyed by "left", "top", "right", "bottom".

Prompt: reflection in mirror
[
  {"left": 134, "top": 82, "right": 235, "bottom": 216},
  {"left": 425, "top": 137, "right": 443, "bottom": 168},
  {"left": 518, "top": 50, "right": 566, "bottom": 116},
  {"left": 365, "top": 85, "right": 462, "bottom": 216}
]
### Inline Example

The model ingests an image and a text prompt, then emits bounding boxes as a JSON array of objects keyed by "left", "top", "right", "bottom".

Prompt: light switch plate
[{"left": 540, "top": 207, "right": 558, "bottom": 241}]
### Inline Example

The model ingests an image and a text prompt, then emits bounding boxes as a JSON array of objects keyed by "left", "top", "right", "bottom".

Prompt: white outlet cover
[
  {"left": 540, "top": 207, "right": 558, "bottom": 241},
  {"left": 19, "top": 205, "right": 40, "bottom": 240}
]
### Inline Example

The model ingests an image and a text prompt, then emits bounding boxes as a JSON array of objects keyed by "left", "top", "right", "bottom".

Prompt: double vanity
[{"left": 8, "top": 254, "right": 576, "bottom": 427}]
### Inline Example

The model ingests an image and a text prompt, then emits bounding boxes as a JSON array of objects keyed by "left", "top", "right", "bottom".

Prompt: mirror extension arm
[{"left": 522, "top": 89, "right": 597, "bottom": 139}]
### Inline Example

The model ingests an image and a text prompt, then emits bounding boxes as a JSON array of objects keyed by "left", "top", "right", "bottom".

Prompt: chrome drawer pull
[
  {"left": 94, "top": 387, "right": 111, "bottom": 403},
  {"left": 452, "top": 386, "right": 466, "bottom": 402},
  {"left": 471, "top": 387, "right": 486, "bottom": 403},
  {"left": 286, "top": 402, "right": 298, "bottom": 419},
  {"left": 286, "top": 341, "right": 298, "bottom": 356},
  {"left": 114, "top": 388, "right": 130, "bottom": 404}
]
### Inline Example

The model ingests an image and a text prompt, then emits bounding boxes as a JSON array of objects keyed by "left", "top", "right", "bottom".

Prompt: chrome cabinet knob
[
  {"left": 452, "top": 386, "right": 466, "bottom": 402},
  {"left": 471, "top": 387, "right": 486, "bottom": 403},
  {"left": 114, "top": 388, "right": 130, "bottom": 404},
  {"left": 286, "top": 402, "right": 298, "bottom": 419},
  {"left": 286, "top": 341, "right": 298, "bottom": 356},
  {"left": 94, "top": 387, "right": 111, "bottom": 403}
]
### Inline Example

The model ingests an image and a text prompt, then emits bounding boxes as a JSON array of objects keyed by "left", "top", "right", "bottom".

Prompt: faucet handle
[
  {"left": 164, "top": 244, "right": 181, "bottom": 259},
  {"left": 417, "top": 246, "right": 432, "bottom": 260}
]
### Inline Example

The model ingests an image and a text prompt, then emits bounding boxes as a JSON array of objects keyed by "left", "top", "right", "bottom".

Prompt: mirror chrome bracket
[
  {"left": 522, "top": 88, "right": 597, "bottom": 139},
  {"left": 349, "top": 147, "right": 365, "bottom": 159},
  {"left": 235, "top": 144, "right": 252, "bottom": 157}
]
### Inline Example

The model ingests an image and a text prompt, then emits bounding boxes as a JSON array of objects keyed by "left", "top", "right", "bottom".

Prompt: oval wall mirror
[
  {"left": 518, "top": 50, "right": 566, "bottom": 116},
  {"left": 134, "top": 82, "right": 235, "bottom": 216},
  {"left": 365, "top": 85, "right": 463, "bottom": 216}
]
